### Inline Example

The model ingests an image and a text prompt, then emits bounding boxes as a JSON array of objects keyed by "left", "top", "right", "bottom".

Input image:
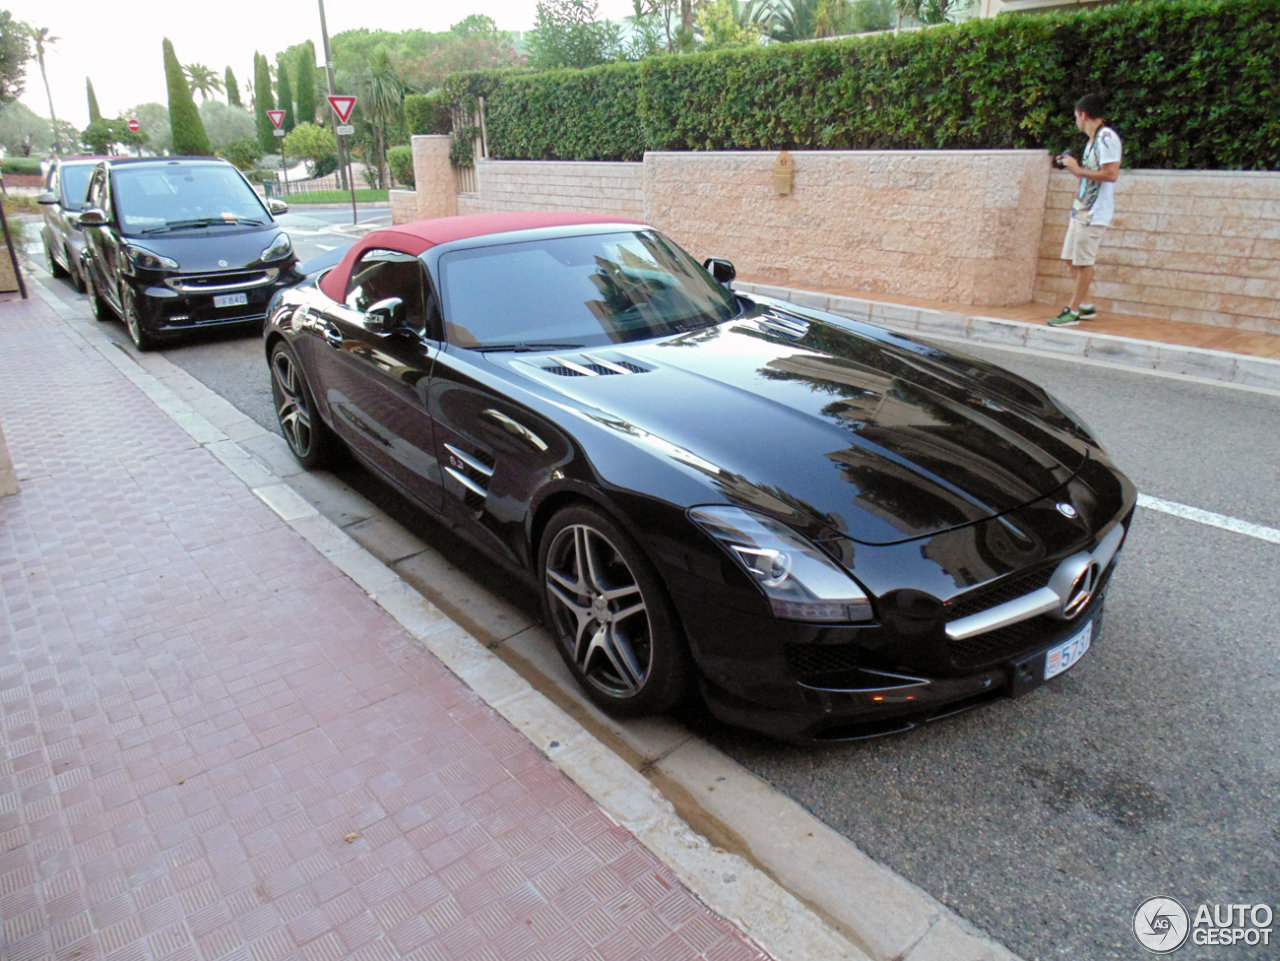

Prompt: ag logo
[{"left": 1134, "top": 896, "right": 1190, "bottom": 953}]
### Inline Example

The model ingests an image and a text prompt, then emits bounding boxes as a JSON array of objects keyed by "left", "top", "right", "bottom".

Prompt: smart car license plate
[
  {"left": 1044, "top": 622, "right": 1092, "bottom": 680},
  {"left": 214, "top": 293, "right": 248, "bottom": 308}
]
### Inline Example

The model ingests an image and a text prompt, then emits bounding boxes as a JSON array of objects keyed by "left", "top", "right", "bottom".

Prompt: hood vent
[
  {"left": 443, "top": 442, "right": 495, "bottom": 513},
  {"left": 541, "top": 353, "right": 652, "bottom": 377}
]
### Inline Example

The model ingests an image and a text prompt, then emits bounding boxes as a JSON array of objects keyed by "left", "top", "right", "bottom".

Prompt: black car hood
[
  {"left": 504, "top": 313, "right": 1091, "bottom": 545},
  {"left": 125, "top": 225, "right": 282, "bottom": 273}
]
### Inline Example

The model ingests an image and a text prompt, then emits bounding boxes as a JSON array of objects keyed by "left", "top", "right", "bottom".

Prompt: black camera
[{"left": 1053, "top": 149, "right": 1074, "bottom": 170}]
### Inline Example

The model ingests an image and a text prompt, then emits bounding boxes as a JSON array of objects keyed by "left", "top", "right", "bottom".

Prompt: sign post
[
  {"left": 327, "top": 95, "right": 358, "bottom": 224},
  {"left": 268, "top": 110, "right": 287, "bottom": 198}
]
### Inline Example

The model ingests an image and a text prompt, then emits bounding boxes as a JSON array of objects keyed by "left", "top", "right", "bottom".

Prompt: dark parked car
[
  {"left": 79, "top": 156, "right": 298, "bottom": 350},
  {"left": 38, "top": 155, "right": 106, "bottom": 293},
  {"left": 264, "top": 212, "right": 1137, "bottom": 742}
]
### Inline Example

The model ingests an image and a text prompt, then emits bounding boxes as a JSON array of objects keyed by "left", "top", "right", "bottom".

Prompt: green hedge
[
  {"left": 458, "top": 0, "right": 1280, "bottom": 170},
  {"left": 404, "top": 91, "right": 452, "bottom": 136},
  {"left": 387, "top": 145, "right": 414, "bottom": 187},
  {"left": 1, "top": 157, "right": 44, "bottom": 175}
]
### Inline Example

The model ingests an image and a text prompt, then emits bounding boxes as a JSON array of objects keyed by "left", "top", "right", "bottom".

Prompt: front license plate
[
  {"left": 1044, "top": 622, "right": 1092, "bottom": 680},
  {"left": 214, "top": 292, "right": 248, "bottom": 309}
]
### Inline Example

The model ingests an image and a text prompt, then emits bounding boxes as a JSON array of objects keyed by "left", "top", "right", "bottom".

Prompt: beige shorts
[{"left": 1061, "top": 216, "right": 1106, "bottom": 267}]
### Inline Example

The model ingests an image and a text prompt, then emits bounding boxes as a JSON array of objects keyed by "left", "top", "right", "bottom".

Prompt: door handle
[{"left": 324, "top": 327, "right": 343, "bottom": 349}]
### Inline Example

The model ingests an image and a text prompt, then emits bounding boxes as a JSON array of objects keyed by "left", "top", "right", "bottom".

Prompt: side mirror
[
  {"left": 78, "top": 208, "right": 108, "bottom": 227},
  {"left": 703, "top": 257, "right": 736, "bottom": 286},
  {"left": 267, "top": 198, "right": 288, "bottom": 215},
  {"left": 37, "top": 191, "right": 59, "bottom": 206},
  {"left": 365, "top": 296, "right": 404, "bottom": 333}
]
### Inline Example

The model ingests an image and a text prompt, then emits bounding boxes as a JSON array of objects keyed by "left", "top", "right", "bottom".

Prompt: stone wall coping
[
  {"left": 644, "top": 148, "right": 1051, "bottom": 159},
  {"left": 477, "top": 158, "right": 644, "bottom": 168}
]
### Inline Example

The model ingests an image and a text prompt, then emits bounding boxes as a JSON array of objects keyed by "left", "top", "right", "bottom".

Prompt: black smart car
[
  {"left": 79, "top": 157, "right": 299, "bottom": 350},
  {"left": 38, "top": 155, "right": 106, "bottom": 293}
]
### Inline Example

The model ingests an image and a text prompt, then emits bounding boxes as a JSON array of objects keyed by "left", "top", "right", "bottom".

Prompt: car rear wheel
[
  {"left": 87, "top": 268, "right": 114, "bottom": 323},
  {"left": 270, "top": 341, "right": 336, "bottom": 470},
  {"left": 68, "top": 248, "right": 87, "bottom": 293},
  {"left": 120, "top": 286, "right": 155, "bottom": 351},
  {"left": 44, "top": 237, "right": 69, "bottom": 280},
  {"left": 539, "top": 505, "right": 692, "bottom": 717}
]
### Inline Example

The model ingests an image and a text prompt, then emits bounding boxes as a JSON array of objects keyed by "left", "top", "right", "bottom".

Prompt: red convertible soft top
[{"left": 316, "top": 211, "right": 644, "bottom": 302}]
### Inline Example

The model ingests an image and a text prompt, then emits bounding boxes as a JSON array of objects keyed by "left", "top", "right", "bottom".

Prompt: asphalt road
[{"left": 34, "top": 249, "right": 1280, "bottom": 960}]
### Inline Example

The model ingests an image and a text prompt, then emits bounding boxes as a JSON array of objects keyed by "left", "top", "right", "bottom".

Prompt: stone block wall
[
  {"left": 644, "top": 150, "right": 1051, "bottom": 307},
  {"left": 389, "top": 189, "right": 418, "bottom": 225},
  {"left": 456, "top": 160, "right": 645, "bottom": 220},
  {"left": 1034, "top": 170, "right": 1280, "bottom": 333}
]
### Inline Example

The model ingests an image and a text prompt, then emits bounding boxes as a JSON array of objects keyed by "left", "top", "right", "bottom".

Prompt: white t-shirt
[{"left": 1072, "top": 126, "right": 1123, "bottom": 227}]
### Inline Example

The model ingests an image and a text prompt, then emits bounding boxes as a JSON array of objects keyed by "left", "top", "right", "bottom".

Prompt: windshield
[
  {"left": 59, "top": 164, "right": 94, "bottom": 211},
  {"left": 438, "top": 230, "right": 738, "bottom": 349},
  {"left": 112, "top": 164, "right": 268, "bottom": 234}
]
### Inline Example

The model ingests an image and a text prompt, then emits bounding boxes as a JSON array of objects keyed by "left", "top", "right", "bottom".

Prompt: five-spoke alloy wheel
[
  {"left": 270, "top": 341, "right": 334, "bottom": 470},
  {"left": 539, "top": 506, "right": 690, "bottom": 716}
]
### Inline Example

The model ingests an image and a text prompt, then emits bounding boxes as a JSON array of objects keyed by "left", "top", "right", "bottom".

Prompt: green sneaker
[
  {"left": 1079, "top": 304, "right": 1097, "bottom": 320},
  {"left": 1049, "top": 308, "right": 1080, "bottom": 327}
]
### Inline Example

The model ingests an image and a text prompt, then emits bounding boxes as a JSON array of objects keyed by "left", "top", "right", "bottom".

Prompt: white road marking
[
  {"left": 315, "top": 244, "right": 336, "bottom": 251},
  {"left": 1138, "top": 493, "right": 1280, "bottom": 545}
]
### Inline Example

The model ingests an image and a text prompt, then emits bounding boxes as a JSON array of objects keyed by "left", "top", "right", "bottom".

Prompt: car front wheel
[
  {"left": 87, "top": 267, "right": 114, "bottom": 322},
  {"left": 539, "top": 505, "right": 692, "bottom": 717},
  {"left": 270, "top": 340, "right": 336, "bottom": 470},
  {"left": 120, "top": 286, "right": 155, "bottom": 351}
]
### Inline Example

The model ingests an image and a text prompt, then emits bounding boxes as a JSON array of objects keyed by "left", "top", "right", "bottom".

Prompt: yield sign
[
  {"left": 327, "top": 95, "right": 356, "bottom": 125},
  {"left": 267, "top": 110, "right": 285, "bottom": 130}
]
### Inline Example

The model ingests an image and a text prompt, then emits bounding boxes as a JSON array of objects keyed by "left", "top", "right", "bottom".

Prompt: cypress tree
[
  {"left": 164, "top": 38, "right": 211, "bottom": 156},
  {"left": 225, "top": 66, "right": 241, "bottom": 108},
  {"left": 276, "top": 59, "right": 295, "bottom": 133},
  {"left": 295, "top": 42, "right": 316, "bottom": 125},
  {"left": 253, "top": 52, "right": 276, "bottom": 153},
  {"left": 86, "top": 77, "right": 101, "bottom": 124}
]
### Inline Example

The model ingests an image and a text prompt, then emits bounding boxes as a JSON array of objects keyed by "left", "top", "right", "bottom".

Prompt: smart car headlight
[
  {"left": 260, "top": 232, "right": 292, "bottom": 262},
  {"left": 689, "top": 506, "right": 873, "bottom": 622},
  {"left": 124, "top": 244, "right": 178, "bottom": 271}
]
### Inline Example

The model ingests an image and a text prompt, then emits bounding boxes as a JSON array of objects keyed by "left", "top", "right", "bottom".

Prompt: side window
[{"left": 345, "top": 248, "right": 427, "bottom": 331}]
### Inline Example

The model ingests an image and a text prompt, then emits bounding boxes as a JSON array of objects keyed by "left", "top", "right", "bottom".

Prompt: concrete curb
[{"left": 733, "top": 281, "right": 1280, "bottom": 393}]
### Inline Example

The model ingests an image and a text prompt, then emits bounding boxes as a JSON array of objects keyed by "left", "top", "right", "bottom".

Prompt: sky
[{"left": 7, "top": 0, "right": 637, "bottom": 130}]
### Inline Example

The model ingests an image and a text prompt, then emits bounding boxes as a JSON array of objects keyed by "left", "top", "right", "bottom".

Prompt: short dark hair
[{"left": 1075, "top": 94, "right": 1106, "bottom": 120}]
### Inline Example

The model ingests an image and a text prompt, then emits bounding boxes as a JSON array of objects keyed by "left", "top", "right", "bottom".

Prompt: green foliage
[
  {"left": 129, "top": 102, "right": 171, "bottom": 154},
  {"left": 0, "top": 11, "right": 30, "bottom": 106},
  {"left": 222, "top": 137, "right": 261, "bottom": 170},
  {"left": 199, "top": 101, "right": 256, "bottom": 152},
  {"left": 225, "top": 66, "right": 242, "bottom": 108},
  {"left": 0, "top": 155, "right": 42, "bottom": 173},
  {"left": 81, "top": 117, "right": 113, "bottom": 154},
  {"left": 276, "top": 59, "right": 295, "bottom": 132},
  {"left": 459, "top": 0, "right": 1280, "bottom": 170},
  {"left": 386, "top": 144, "right": 414, "bottom": 186},
  {"left": 164, "top": 38, "right": 211, "bottom": 156},
  {"left": 294, "top": 45, "right": 316, "bottom": 124},
  {"left": 254, "top": 52, "right": 276, "bottom": 152},
  {"left": 404, "top": 91, "right": 451, "bottom": 135},
  {"left": 283, "top": 121, "right": 337, "bottom": 174},
  {"left": 0, "top": 101, "right": 51, "bottom": 156},
  {"left": 284, "top": 188, "right": 388, "bottom": 204},
  {"left": 527, "top": 0, "right": 621, "bottom": 69},
  {"left": 86, "top": 77, "right": 101, "bottom": 123}
]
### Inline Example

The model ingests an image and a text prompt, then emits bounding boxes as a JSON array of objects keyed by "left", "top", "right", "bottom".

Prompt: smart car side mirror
[
  {"left": 703, "top": 257, "right": 736, "bottom": 286},
  {"left": 267, "top": 197, "right": 288, "bottom": 216},
  {"left": 37, "top": 191, "right": 58, "bottom": 206},
  {"left": 365, "top": 297, "right": 404, "bottom": 333},
  {"left": 78, "top": 208, "right": 108, "bottom": 227}
]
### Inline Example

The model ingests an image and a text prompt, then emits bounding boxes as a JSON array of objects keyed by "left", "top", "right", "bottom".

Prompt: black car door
[
  {"left": 84, "top": 168, "right": 124, "bottom": 312},
  {"left": 312, "top": 247, "right": 443, "bottom": 510}
]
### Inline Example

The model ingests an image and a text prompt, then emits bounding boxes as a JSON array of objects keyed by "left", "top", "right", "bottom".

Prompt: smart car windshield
[
  {"left": 112, "top": 164, "right": 268, "bottom": 234},
  {"left": 59, "top": 164, "right": 95, "bottom": 211},
  {"left": 438, "top": 230, "right": 738, "bottom": 349}
]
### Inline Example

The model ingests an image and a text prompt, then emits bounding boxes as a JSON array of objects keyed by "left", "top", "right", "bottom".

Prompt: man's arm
[{"left": 1063, "top": 158, "right": 1120, "bottom": 182}]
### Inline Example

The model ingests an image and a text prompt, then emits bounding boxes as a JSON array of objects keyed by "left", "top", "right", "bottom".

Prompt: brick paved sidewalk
[{"left": 0, "top": 291, "right": 772, "bottom": 961}]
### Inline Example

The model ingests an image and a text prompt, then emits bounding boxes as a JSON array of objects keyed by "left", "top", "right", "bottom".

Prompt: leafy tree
[
  {"left": 164, "top": 38, "right": 211, "bottom": 155},
  {"left": 184, "top": 63, "right": 224, "bottom": 101},
  {"left": 225, "top": 66, "right": 242, "bottom": 107},
  {"left": 0, "top": 11, "right": 30, "bottom": 106},
  {"left": 253, "top": 52, "right": 276, "bottom": 152},
  {"left": 198, "top": 101, "right": 256, "bottom": 152},
  {"left": 0, "top": 100, "right": 50, "bottom": 155},
  {"left": 128, "top": 102, "right": 171, "bottom": 154},
  {"left": 282, "top": 122, "right": 335, "bottom": 175},
  {"left": 86, "top": 76, "right": 101, "bottom": 123},
  {"left": 697, "top": 0, "right": 766, "bottom": 49},
  {"left": 294, "top": 44, "right": 316, "bottom": 124},
  {"left": 81, "top": 117, "right": 148, "bottom": 155},
  {"left": 28, "top": 25, "right": 61, "bottom": 151},
  {"left": 527, "top": 0, "right": 620, "bottom": 69},
  {"left": 358, "top": 45, "right": 403, "bottom": 189},
  {"left": 222, "top": 137, "right": 261, "bottom": 170},
  {"left": 276, "top": 58, "right": 295, "bottom": 132}
]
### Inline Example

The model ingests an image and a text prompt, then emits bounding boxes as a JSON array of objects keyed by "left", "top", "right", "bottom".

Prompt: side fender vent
[
  {"left": 443, "top": 442, "right": 494, "bottom": 515},
  {"left": 541, "top": 353, "right": 653, "bottom": 377}
]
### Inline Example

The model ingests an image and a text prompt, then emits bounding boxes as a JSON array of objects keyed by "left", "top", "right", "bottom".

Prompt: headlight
[
  {"left": 260, "top": 232, "right": 292, "bottom": 262},
  {"left": 124, "top": 244, "right": 178, "bottom": 271},
  {"left": 689, "top": 506, "right": 873, "bottom": 622}
]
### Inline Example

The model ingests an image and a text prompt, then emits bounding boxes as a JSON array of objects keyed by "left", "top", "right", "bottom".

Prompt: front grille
[
  {"left": 784, "top": 643, "right": 860, "bottom": 679},
  {"left": 165, "top": 268, "right": 277, "bottom": 293},
  {"left": 946, "top": 565, "right": 1056, "bottom": 622}
]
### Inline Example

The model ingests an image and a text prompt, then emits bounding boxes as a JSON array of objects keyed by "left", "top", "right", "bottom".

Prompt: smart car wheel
[
  {"left": 120, "top": 286, "right": 155, "bottom": 351},
  {"left": 270, "top": 341, "right": 336, "bottom": 470},
  {"left": 87, "top": 268, "right": 114, "bottom": 322},
  {"left": 44, "top": 237, "right": 69, "bottom": 280},
  {"left": 68, "top": 248, "right": 87, "bottom": 293},
  {"left": 539, "top": 505, "right": 692, "bottom": 717}
]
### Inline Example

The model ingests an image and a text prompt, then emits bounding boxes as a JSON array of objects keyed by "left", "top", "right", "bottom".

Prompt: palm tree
[
  {"left": 28, "top": 26, "right": 61, "bottom": 153},
  {"left": 358, "top": 46, "right": 403, "bottom": 190},
  {"left": 183, "top": 63, "right": 224, "bottom": 101}
]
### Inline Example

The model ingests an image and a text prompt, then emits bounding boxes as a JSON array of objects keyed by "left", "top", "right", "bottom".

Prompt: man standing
[{"left": 1050, "top": 94, "right": 1122, "bottom": 327}]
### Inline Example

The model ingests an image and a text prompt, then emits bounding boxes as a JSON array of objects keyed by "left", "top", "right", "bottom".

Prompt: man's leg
[{"left": 1069, "top": 264, "right": 1094, "bottom": 313}]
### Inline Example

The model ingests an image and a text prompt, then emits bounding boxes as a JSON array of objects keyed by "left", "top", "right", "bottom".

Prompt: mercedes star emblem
[{"left": 1057, "top": 502, "right": 1078, "bottom": 518}]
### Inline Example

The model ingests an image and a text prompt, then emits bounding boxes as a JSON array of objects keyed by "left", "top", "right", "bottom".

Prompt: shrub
[
  {"left": 0, "top": 156, "right": 42, "bottom": 175},
  {"left": 449, "top": 0, "right": 1280, "bottom": 170},
  {"left": 283, "top": 122, "right": 337, "bottom": 175},
  {"left": 386, "top": 145, "right": 414, "bottom": 187},
  {"left": 223, "top": 137, "right": 262, "bottom": 170},
  {"left": 404, "top": 91, "right": 451, "bottom": 135}
]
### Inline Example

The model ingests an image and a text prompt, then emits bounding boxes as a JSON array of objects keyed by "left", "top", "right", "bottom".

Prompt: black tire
[
  {"left": 44, "top": 237, "right": 69, "bottom": 279},
  {"left": 270, "top": 340, "right": 337, "bottom": 470},
  {"left": 87, "top": 268, "right": 114, "bottom": 323},
  {"left": 538, "top": 505, "right": 692, "bottom": 717},
  {"left": 69, "top": 249, "right": 87, "bottom": 293},
  {"left": 120, "top": 285, "right": 155, "bottom": 351}
]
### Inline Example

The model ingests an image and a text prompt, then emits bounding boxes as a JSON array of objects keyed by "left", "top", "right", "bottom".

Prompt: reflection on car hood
[
  {"left": 505, "top": 313, "right": 1091, "bottom": 545},
  {"left": 123, "top": 225, "right": 280, "bottom": 273}
]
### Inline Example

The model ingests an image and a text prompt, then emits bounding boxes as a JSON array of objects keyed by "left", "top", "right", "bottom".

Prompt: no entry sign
[
  {"left": 327, "top": 95, "right": 356, "bottom": 125},
  {"left": 267, "top": 110, "right": 285, "bottom": 130},
  {"left": 126, "top": 119, "right": 140, "bottom": 132}
]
